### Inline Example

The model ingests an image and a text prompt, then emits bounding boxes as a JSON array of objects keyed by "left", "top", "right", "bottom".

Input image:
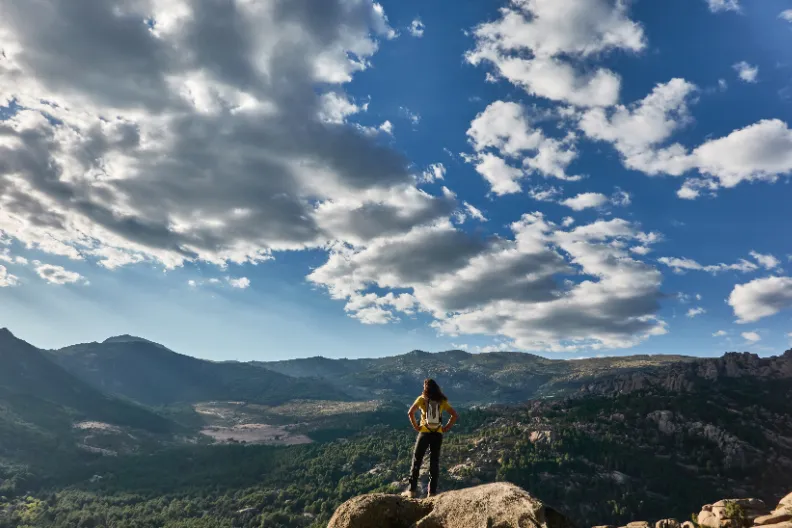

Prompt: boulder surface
[{"left": 327, "top": 483, "right": 575, "bottom": 528}]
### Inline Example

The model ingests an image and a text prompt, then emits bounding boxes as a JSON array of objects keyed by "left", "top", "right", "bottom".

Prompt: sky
[{"left": 1, "top": 0, "right": 792, "bottom": 361}]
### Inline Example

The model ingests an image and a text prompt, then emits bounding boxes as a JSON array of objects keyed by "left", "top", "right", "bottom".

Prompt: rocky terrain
[
  {"left": 580, "top": 351, "right": 792, "bottom": 396},
  {"left": 328, "top": 484, "right": 792, "bottom": 528}
]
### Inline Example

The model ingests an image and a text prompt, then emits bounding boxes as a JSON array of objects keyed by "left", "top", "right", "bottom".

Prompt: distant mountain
[
  {"left": 0, "top": 328, "right": 175, "bottom": 462},
  {"left": 258, "top": 349, "right": 699, "bottom": 404},
  {"left": 49, "top": 335, "right": 350, "bottom": 407},
  {"left": 580, "top": 349, "right": 792, "bottom": 395}
]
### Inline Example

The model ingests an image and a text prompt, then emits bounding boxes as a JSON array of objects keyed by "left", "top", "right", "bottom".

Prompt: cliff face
[
  {"left": 328, "top": 484, "right": 792, "bottom": 528},
  {"left": 580, "top": 351, "right": 792, "bottom": 396}
]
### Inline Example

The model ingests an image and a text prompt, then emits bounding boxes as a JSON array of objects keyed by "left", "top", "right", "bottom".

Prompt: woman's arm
[
  {"left": 407, "top": 402, "right": 421, "bottom": 432},
  {"left": 442, "top": 405, "right": 458, "bottom": 433}
]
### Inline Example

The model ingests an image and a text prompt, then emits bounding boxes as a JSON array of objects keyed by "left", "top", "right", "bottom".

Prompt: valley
[{"left": 1, "top": 327, "right": 792, "bottom": 528}]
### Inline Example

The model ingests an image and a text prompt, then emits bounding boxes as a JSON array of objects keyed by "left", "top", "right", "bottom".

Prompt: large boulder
[
  {"left": 698, "top": 499, "right": 768, "bottom": 528},
  {"left": 754, "top": 492, "right": 792, "bottom": 527},
  {"left": 328, "top": 483, "right": 575, "bottom": 528}
]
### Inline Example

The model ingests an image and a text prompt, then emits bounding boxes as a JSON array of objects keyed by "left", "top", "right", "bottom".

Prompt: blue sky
[{"left": 1, "top": 0, "right": 791, "bottom": 361}]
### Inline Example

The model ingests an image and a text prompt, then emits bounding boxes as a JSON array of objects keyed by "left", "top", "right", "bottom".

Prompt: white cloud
[
  {"left": 420, "top": 163, "right": 446, "bottom": 183},
  {"left": 733, "top": 61, "right": 759, "bottom": 83},
  {"left": 463, "top": 202, "right": 487, "bottom": 222},
  {"left": 34, "top": 263, "right": 84, "bottom": 285},
  {"left": 781, "top": 10, "right": 792, "bottom": 22},
  {"left": 712, "top": 330, "right": 728, "bottom": 337},
  {"left": 729, "top": 276, "right": 792, "bottom": 323},
  {"left": 707, "top": 0, "right": 740, "bottom": 13},
  {"left": 227, "top": 277, "right": 250, "bottom": 289},
  {"left": 0, "top": 249, "right": 28, "bottom": 266},
  {"left": 718, "top": 79, "right": 728, "bottom": 91},
  {"left": 561, "top": 192, "right": 609, "bottom": 211},
  {"left": 749, "top": 251, "right": 780, "bottom": 270},
  {"left": 686, "top": 307, "right": 706, "bottom": 318},
  {"left": 0, "top": 265, "right": 19, "bottom": 287},
  {"left": 451, "top": 343, "right": 469, "bottom": 350},
  {"left": 470, "top": 153, "right": 525, "bottom": 196},
  {"left": 579, "top": 78, "right": 698, "bottom": 175},
  {"left": 611, "top": 188, "right": 632, "bottom": 207},
  {"left": 741, "top": 331, "right": 761, "bottom": 343},
  {"left": 466, "top": 101, "right": 580, "bottom": 191},
  {"left": 658, "top": 256, "right": 758, "bottom": 274},
  {"left": 528, "top": 186, "right": 563, "bottom": 202},
  {"left": 579, "top": 80, "right": 792, "bottom": 195},
  {"left": 378, "top": 120, "right": 394, "bottom": 135},
  {"left": 409, "top": 18, "right": 425, "bottom": 38},
  {"left": 561, "top": 217, "right": 575, "bottom": 227},
  {"left": 677, "top": 185, "right": 700, "bottom": 200},
  {"left": 467, "top": 0, "right": 645, "bottom": 107},
  {"left": 691, "top": 120, "right": 792, "bottom": 188},
  {"left": 188, "top": 280, "right": 198, "bottom": 288},
  {"left": 630, "top": 246, "right": 651, "bottom": 256},
  {"left": 310, "top": 214, "right": 668, "bottom": 352}
]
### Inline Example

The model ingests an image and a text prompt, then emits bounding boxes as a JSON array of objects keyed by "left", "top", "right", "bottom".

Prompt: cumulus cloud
[
  {"left": 733, "top": 61, "right": 759, "bottom": 83},
  {"left": 741, "top": 331, "right": 761, "bottom": 342},
  {"left": 707, "top": 0, "right": 740, "bottom": 12},
  {"left": 691, "top": 120, "right": 792, "bottom": 188},
  {"left": 729, "top": 276, "right": 792, "bottom": 323},
  {"left": 310, "top": 214, "right": 668, "bottom": 352},
  {"left": 712, "top": 330, "right": 728, "bottom": 337},
  {"left": 466, "top": 101, "right": 580, "bottom": 193},
  {"left": 0, "top": 0, "right": 451, "bottom": 273},
  {"left": 34, "top": 263, "right": 84, "bottom": 285},
  {"left": 561, "top": 192, "right": 609, "bottom": 211},
  {"left": 0, "top": 264, "right": 19, "bottom": 287},
  {"left": 579, "top": 79, "right": 792, "bottom": 195},
  {"left": 408, "top": 18, "right": 425, "bottom": 37},
  {"left": 579, "top": 78, "right": 698, "bottom": 175},
  {"left": 227, "top": 277, "right": 250, "bottom": 289},
  {"left": 686, "top": 307, "right": 706, "bottom": 318},
  {"left": 466, "top": 0, "right": 645, "bottom": 107},
  {"left": 781, "top": 10, "right": 792, "bottom": 22}
]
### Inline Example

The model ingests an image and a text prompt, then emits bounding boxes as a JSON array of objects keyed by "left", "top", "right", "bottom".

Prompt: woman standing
[{"left": 403, "top": 378, "right": 458, "bottom": 498}]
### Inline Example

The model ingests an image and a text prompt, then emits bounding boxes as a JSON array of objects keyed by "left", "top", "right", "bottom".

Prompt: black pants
[{"left": 409, "top": 432, "right": 443, "bottom": 494}]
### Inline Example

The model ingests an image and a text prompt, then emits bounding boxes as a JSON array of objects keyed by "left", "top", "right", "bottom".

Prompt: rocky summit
[{"left": 329, "top": 485, "right": 792, "bottom": 528}]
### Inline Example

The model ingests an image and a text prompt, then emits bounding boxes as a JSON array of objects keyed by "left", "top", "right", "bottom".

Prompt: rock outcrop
[
  {"left": 327, "top": 483, "right": 575, "bottom": 528},
  {"left": 329, "top": 486, "right": 792, "bottom": 528},
  {"left": 581, "top": 351, "right": 792, "bottom": 396}
]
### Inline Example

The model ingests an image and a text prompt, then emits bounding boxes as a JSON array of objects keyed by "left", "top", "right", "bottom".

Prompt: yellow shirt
[{"left": 413, "top": 395, "right": 451, "bottom": 433}]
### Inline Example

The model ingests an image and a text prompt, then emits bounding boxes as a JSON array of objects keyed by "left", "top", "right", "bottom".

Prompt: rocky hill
[
  {"left": 580, "top": 350, "right": 792, "bottom": 395},
  {"left": 328, "top": 483, "right": 792, "bottom": 528}
]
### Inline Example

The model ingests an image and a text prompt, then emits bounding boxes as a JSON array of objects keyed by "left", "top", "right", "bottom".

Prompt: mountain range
[{"left": 2, "top": 326, "right": 792, "bottom": 528}]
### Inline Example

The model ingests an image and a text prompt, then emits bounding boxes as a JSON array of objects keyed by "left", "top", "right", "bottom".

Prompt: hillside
[
  {"left": 0, "top": 329, "right": 177, "bottom": 467},
  {"left": 259, "top": 350, "right": 699, "bottom": 404},
  {"left": 49, "top": 336, "right": 350, "bottom": 406},
  {"left": 1, "top": 367, "right": 791, "bottom": 528}
]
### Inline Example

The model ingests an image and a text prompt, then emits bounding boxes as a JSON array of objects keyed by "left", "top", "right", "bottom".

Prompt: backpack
[{"left": 425, "top": 399, "right": 443, "bottom": 432}]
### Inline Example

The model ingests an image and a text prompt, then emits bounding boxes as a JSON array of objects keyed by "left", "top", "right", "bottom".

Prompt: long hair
[{"left": 422, "top": 378, "right": 447, "bottom": 402}]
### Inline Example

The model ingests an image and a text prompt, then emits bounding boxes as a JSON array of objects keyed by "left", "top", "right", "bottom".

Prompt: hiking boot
[{"left": 401, "top": 488, "right": 418, "bottom": 498}]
